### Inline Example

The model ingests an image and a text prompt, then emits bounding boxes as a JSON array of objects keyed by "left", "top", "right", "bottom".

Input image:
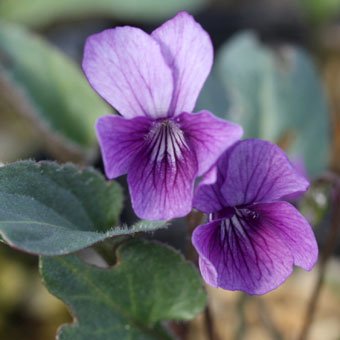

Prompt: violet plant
[{"left": 0, "top": 10, "right": 323, "bottom": 340}]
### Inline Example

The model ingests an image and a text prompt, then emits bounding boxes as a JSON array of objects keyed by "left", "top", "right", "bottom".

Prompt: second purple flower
[
  {"left": 83, "top": 12, "right": 242, "bottom": 220},
  {"left": 192, "top": 139, "right": 318, "bottom": 294}
]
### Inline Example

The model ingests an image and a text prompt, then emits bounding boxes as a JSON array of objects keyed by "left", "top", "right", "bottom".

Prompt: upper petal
[
  {"left": 178, "top": 110, "right": 243, "bottom": 175},
  {"left": 193, "top": 165, "right": 224, "bottom": 214},
  {"left": 96, "top": 115, "right": 152, "bottom": 179},
  {"left": 152, "top": 12, "right": 213, "bottom": 116},
  {"left": 127, "top": 120, "right": 198, "bottom": 220},
  {"left": 192, "top": 202, "right": 316, "bottom": 294},
  {"left": 83, "top": 27, "right": 174, "bottom": 119},
  {"left": 220, "top": 139, "right": 309, "bottom": 206}
]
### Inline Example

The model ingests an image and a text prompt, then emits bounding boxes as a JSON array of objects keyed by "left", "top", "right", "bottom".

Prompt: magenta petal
[
  {"left": 127, "top": 121, "right": 198, "bottom": 220},
  {"left": 193, "top": 176, "right": 225, "bottom": 214},
  {"left": 220, "top": 139, "right": 309, "bottom": 206},
  {"left": 83, "top": 27, "right": 173, "bottom": 119},
  {"left": 152, "top": 12, "right": 213, "bottom": 116},
  {"left": 96, "top": 115, "right": 152, "bottom": 179},
  {"left": 192, "top": 202, "right": 318, "bottom": 294},
  {"left": 192, "top": 217, "right": 293, "bottom": 295},
  {"left": 178, "top": 111, "right": 243, "bottom": 175},
  {"left": 253, "top": 202, "right": 318, "bottom": 270}
]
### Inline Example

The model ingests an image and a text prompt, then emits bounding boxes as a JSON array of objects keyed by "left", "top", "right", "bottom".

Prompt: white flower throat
[{"left": 147, "top": 119, "right": 189, "bottom": 164}]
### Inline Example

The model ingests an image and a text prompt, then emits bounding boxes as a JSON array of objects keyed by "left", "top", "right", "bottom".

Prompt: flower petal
[
  {"left": 192, "top": 202, "right": 317, "bottom": 294},
  {"left": 220, "top": 139, "right": 309, "bottom": 206},
  {"left": 83, "top": 27, "right": 173, "bottom": 119},
  {"left": 193, "top": 174, "right": 225, "bottom": 214},
  {"left": 192, "top": 217, "right": 293, "bottom": 295},
  {"left": 127, "top": 120, "right": 198, "bottom": 220},
  {"left": 198, "top": 256, "right": 218, "bottom": 288},
  {"left": 178, "top": 111, "right": 243, "bottom": 175},
  {"left": 253, "top": 201, "right": 318, "bottom": 270},
  {"left": 152, "top": 12, "right": 213, "bottom": 116},
  {"left": 96, "top": 115, "right": 152, "bottom": 179}
]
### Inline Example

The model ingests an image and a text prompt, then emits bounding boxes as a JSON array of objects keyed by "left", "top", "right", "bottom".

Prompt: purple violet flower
[
  {"left": 82, "top": 12, "right": 243, "bottom": 220},
  {"left": 192, "top": 139, "right": 318, "bottom": 295}
]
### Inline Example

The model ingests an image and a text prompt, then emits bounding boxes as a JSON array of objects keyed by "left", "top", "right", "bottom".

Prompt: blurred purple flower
[
  {"left": 82, "top": 12, "right": 242, "bottom": 220},
  {"left": 192, "top": 139, "right": 318, "bottom": 295}
]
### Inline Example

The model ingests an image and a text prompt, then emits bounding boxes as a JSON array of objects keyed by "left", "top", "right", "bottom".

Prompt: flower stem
[
  {"left": 256, "top": 298, "right": 283, "bottom": 340},
  {"left": 204, "top": 303, "right": 218, "bottom": 340},
  {"left": 235, "top": 293, "right": 247, "bottom": 340}
]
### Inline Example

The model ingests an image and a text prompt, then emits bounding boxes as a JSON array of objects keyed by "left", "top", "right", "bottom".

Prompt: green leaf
[
  {"left": 0, "top": 161, "right": 166, "bottom": 255},
  {"left": 202, "top": 32, "right": 330, "bottom": 177},
  {"left": 0, "top": 0, "right": 207, "bottom": 28},
  {"left": 0, "top": 21, "right": 110, "bottom": 160},
  {"left": 41, "top": 239, "right": 206, "bottom": 340},
  {"left": 300, "top": 0, "right": 340, "bottom": 24}
]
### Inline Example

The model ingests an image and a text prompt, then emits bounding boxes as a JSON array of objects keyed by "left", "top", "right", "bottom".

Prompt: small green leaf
[
  {"left": 0, "top": 21, "right": 110, "bottom": 160},
  {"left": 201, "top": 32, "right": 330, "bottom": 177},
  {"left": 41, "top": 239, "right": 206, "bottom": 340},
  {"left": 0, "top": 0, "right": 207, "bottom": 28},
  {"left": 0, "top": 161, "right": 166, "bottom": 255}
]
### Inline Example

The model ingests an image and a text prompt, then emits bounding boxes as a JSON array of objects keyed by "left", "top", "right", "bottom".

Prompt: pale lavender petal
[
  {"left": 178, "top": 110, "right": 243, "bottom": 175},
  {"left": 198, "top": 255, "right": 218, "bottom": 287},
  {"left": 253, "top": 201, "right": 318, "bottom": 270},
  {"left": 83, "top": 27, "right": 173, "bottom": 119},
  {"left": 220, "top": 139, "right": 309, "bottom": 206},
  {"left": 127, "top": 120, "right": 198, "bottom": 220},
  {"left": 199, "top": 165, "right": 218, "bottom": 186},
  {"left": 96, "top": 115, "right": 152, "bottom": 179},
  {"left": 152, "top": 12, "right": 213, "bottom": 116}
]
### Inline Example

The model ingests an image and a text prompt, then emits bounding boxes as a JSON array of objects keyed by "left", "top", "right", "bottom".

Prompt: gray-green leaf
[
  {"left": 199, "top": 32, "right": 330, "bottom": 177},
  {"left": 41, "top": 239, "right": 206, "bottom": 340},
  {"left": 0, "top": 0, "right": 207, "bottom": 28},
  {"left": 0, "top": 161, "right": 166, "bottom": 255},
  {"left": 0, "top": 21, "right": 110, "bottom": 160}
]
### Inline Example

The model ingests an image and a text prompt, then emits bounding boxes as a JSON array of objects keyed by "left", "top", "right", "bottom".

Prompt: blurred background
[{"left": 0, "top": 0, "right": 339, "bottom": 339}]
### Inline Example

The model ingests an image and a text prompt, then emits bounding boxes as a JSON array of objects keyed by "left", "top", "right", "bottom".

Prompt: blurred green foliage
[
  {"left": 198, "top": 32, "right": 330, "bottom": 177},
  {"left": 300, "top": 0, "right": 340, "bottom": 24},
  {"left": 0, "top": 21, "right": 110, "bottom": 161},
  {"left": 0, "top": 0, "right": 207, "bottom": 28},
  {"left": 0, "top": 246, "right": 70, "bottom": 340}
]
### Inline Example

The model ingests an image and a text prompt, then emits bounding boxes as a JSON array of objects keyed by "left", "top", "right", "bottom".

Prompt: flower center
[
  {"left": 146, "top": 119, "right": 189, "bottom": 164},
  {"left": 213, "top": 207, "right": 260, "bottom": 241},
  {"left": 213, "top": 207, "right": 259, "bottom": 221}
]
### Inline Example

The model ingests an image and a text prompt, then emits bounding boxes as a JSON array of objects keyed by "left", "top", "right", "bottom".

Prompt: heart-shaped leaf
[
  {"left": 41, "top": 239, "right": 206, "bottom": 340},
  {"left": 0, "top": 0, "right": 207, "bottom": 28},
  {"left": 0, "top": 21, "right": 110, "bottom": 161},
  {"left": 0, "top": 161, "right": 166, "bottom": 255}
]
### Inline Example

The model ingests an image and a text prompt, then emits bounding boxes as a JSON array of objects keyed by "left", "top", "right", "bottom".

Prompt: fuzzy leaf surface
[
  {"left": 0, "top": 161, "right": 165, "bottom": 255},
  {"left": 41, "top": 239, "right": 206, "bottom": 339}
]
